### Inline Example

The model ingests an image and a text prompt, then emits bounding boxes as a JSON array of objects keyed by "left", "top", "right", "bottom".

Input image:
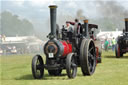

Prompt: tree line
[{"left": 1, "top": 11, "right": 34, "bottom": 36}]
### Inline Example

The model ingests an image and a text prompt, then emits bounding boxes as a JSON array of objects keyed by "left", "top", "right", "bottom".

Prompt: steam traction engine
[
  {"left": 31, "top": 5, "right": 100, "bottom": 79},
  {"left": 115, "top": 18, "right": 128, "bottom": 58}
]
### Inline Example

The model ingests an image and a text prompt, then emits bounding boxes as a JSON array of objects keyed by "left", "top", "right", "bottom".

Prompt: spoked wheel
[
  {"left": 80, "top": 39, "right": 96, "bottom": 76},
  {"left": 32, "top": 55, "right": 44, "bottom": 79},
  {"left": 48, "top": 69, "right": 62, "bottom": 76},
  {"left": 66, "top": 53, "right": 77, "bottom": 78},
  {"left": 115, "top": 44, "right": 123, "bottom": 58}
]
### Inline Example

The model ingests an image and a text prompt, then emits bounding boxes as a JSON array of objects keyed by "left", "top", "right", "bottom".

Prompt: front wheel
[
  {"left": 66, "top": 53, "right": 77, "bottom": 78},
  {"left": 32, "top": 55, "right": 44, "bottom": 79}
]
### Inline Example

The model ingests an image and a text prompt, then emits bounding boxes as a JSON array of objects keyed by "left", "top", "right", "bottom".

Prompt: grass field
[{"left": 0, "top": 51, "right": 128, "bottom": 85}]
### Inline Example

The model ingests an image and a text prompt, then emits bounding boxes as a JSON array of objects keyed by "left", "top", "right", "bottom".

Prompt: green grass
[{"left": 0, "top": 51, "right": 128, "bottom": 85}]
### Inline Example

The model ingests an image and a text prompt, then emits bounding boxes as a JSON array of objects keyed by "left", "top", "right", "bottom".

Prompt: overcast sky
[
  {"left": 1, "top": 0, "right": 128, "bottom": 20},
  {"left": 1, "top": 0, "right": 128, "bottom": 35}
]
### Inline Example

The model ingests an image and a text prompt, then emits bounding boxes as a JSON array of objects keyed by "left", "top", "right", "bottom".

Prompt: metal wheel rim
[{"left": 88, "top": 41, "right": 96, "bottom": 73}]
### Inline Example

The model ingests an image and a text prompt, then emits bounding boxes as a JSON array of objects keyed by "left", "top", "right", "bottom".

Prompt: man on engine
[
  {"left": 66, "top": 19, "right": 80, "bottom": 38},
  {"left": 66, "top": 19, "right": 81, "bottom": 49},
  {"left": 66, "top": 19, "right": 81, "bottom": 36},
  {"left": 65, "top": 22, "right": 73, "bottom": 33}
]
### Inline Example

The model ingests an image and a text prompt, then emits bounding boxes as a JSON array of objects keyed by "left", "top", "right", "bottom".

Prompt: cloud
[
  {"left": 66, "top": 1, "right": 77, "bottom": 8},
  {"left": 3, "top": 0, "right": 55, "bottom": 7},
  {"left": 8, "top": 0, "right": 25, "bottom": 7},
  {"left": 29, "top": 0, "right": 55, "bottom": 7}
]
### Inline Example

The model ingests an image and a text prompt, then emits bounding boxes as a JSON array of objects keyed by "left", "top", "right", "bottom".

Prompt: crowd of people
[
  {"left": 104, "top": 37, "right": 116, "bottom": 51},
  {"left": 0, "top": 44, "right": 43, "bottom": 56},
  {"left": 0, "top": 45, "right": 19, "bottom": 56}
]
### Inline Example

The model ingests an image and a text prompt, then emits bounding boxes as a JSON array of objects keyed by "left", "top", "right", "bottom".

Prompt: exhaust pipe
[
  {"left": 125, "top": 18, "right": 128, "bottom": 32},
  {"left": 49, "top": 5, "right": 57, "bottom": 39}
]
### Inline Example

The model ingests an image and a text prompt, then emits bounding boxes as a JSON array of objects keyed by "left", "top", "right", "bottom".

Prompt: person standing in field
[
  {"left": 104, "top": 39, "right": 109, "bottom": 51},
  {"left": 111, "top": 37, "right": 116, "bottom": 51}
]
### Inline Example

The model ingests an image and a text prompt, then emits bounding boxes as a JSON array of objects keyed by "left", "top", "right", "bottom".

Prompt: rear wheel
[
  {"left": 80, "top": 39, "right": 96, "bottom": 76},
  {"left": 115, "top": 44, "right": 123, "bottom": 58},
  {"left": 32, "top": 55, "right": 44, "bottom": 79},
  {"left": 66, "top": 53, "right": 77, "bottom": 78}
]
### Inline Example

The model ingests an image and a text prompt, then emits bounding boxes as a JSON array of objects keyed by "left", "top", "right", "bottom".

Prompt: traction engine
[
  {"left": 31, "top": 5, "right": 100, "bottom": 79},
  {"left": 115, "top": 18, "right": 128, "bottom": 58}
]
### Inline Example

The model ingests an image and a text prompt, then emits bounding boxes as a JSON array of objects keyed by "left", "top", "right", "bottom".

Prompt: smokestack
[
  {"left": 49, "top": 5, "right": 57, "bottom": 39},
  {"left": 83, "top": 19, "right": 89, "bottom": 38},
  {"left": 125, "top": 18, "right": 128, "bottom": 32}
]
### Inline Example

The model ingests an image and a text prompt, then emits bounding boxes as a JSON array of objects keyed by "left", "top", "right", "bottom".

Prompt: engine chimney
[
  {"left": 83, "top": 20, "right": 89, "bottom": 38},
  {"left": 49, "top": 5, "right": 57, "bottom": 39},
  {"left": 125, "top": 18, "right": 128, "bottom": 32}
]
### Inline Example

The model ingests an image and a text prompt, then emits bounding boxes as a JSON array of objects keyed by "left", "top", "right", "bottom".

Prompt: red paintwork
[
  {"left": 61, "top": 41, "right": 72, "bottom": 56},
  {"left": 95, "top": 47, "right": 99, "bottom": 58},
  {"left": 118, "top": 45, "right": 120, "bottom": 56}
]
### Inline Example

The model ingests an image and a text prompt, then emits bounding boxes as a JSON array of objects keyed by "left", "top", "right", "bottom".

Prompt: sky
[
  {"left": 1, "top": 0, "right": 128, "bottom": 37},
  {"left": 1, "top": 0, "right": 100, "bottom": 21}
]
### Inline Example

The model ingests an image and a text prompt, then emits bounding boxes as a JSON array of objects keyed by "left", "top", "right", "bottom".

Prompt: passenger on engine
[
  {"left": 65, "top": 22, "right": 73, "bottom": 33},
  {"left": 89, "top": 28, "right": 95, "bottom": 40},
  {"left": 66, "top": 19, "right": 81, "bottom": 49},
  {"left": 65, "top": 22, "right": 73, "bottom": 42},
  {"left": 66, "top": 19, "right": 81, "bottom": 36}
]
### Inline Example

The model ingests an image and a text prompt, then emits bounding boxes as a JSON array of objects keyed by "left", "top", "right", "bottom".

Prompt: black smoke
[{"left": 95, "top": 0, "right": 128, "bottom": 31}]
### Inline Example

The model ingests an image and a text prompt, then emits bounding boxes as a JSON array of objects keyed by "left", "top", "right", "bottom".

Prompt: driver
[
  {"left": 65, "top": 22, "right": 73, "bottom": 33},
  {"left": 66, "top": 19, "right": 81, "bottom": 36},
  {"left": 66, "top": 19, "right": 81, "bottom": 49}
]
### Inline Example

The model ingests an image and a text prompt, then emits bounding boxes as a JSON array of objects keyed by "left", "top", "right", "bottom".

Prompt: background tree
[{"left": 1, "top": 11, "right": 35, "bottom": 36}]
